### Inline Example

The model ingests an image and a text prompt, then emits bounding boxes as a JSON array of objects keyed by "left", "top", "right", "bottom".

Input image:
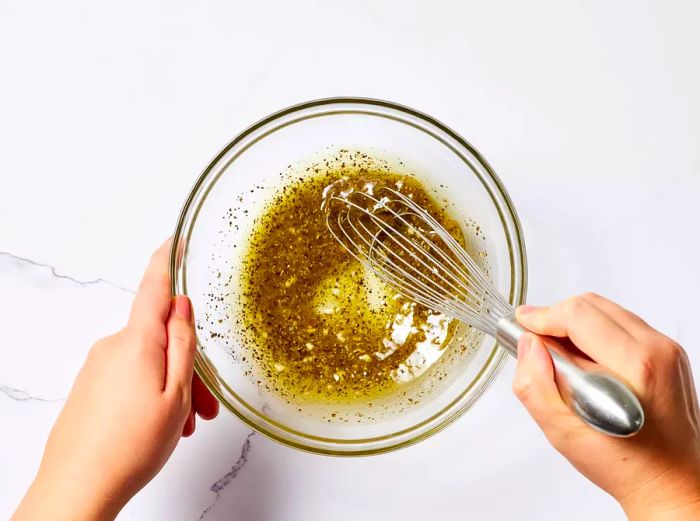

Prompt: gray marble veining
[
  {"left": 0, "top": 251, "right": 134, "bottom": 294},
  {"left": 198, "top": 431, "right": 256, "bottom": 521},
  {"left": 0, "top": 384, "right": 64, "bottom": 403}
]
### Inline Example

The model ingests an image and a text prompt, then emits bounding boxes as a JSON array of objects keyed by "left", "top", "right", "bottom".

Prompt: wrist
[
  {"left": 620, "top": 473, "right": 700, "bottom": 521},
  {"left": 624, "top": 498, "right": 700, "bottom": 521},
  {"left": 13, "top": 473, "right": 124, "bottom": 521}
]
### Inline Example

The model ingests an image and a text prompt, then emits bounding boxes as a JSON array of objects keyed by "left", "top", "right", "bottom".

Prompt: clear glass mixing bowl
[{"left": 170, "top": 98, "right": 527, "bottom": 455}]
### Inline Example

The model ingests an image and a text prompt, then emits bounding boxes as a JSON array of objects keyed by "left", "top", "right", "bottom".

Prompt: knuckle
[
  {"left": 512, "top": 376, "right": 534, "bottom": 404},
  {"left": 133, "top": 324, "right": 166, "bottom": 349},
  {"left": 641, "top": 335, "right": 683, "bottom": 363},
  {"left": 89, "top": 330, "right": 122, "bottom": 357},
  {"left": 179, "top": 387, "right": 192, "bottom": 411},
  {"left": 89, "top": 339, "right": 108, "bottom": 358},
  {"left": 563, "top": 295, "right": 587, "bottom": 317},
  {"left": 632, "top": 337, "right": 684, "bottom": 391},
  {"left": 581, "top": 291, "right": 601, "bottom": 302},
  {"left": 656, "top": 337, "right": 685, "bottom": 365},
  {"left": 170, "top": 327, "right": 195, "bottom": 347},
  {"left": 662, "top": 336, "right": 684, "bottom": 354},
  {"left": 168, "top": 383, "right": 192, "bottom": 412},
  {"left": 149, "top": 247, "right": 164, "bottom": 265},
  {"left": 633, "top": 354, "right": 656, "bottom": 391}
]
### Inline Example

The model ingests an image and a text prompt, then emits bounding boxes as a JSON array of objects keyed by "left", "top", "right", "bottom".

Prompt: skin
[
  {"left": 12, "top": 240, "right": 219, "bottom": 521},
  {"left": 11, "top": 242, "right": 700, "bottom": 519},
  {"left": 513, "top": 293, "right": 700, "bottom": 520}
]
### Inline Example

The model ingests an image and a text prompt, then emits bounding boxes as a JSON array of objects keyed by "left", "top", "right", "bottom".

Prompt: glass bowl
[{"left": 170, "top": 98, "right": 527, "bottom": 455}]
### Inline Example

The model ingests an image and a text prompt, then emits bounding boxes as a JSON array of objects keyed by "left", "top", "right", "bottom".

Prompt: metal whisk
[{"left": 325, "top": 185, "right": 644, "bottom": 437}]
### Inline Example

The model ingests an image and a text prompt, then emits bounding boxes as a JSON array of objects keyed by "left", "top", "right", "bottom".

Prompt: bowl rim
[{"left": 170, "top": 96, "right": 528, "bottom": 456}]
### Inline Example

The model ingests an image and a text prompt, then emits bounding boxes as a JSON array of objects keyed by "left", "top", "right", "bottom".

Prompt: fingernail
[
  {"left": 174, "top": 296, "right": 192, "bottom": 321},
  {"left": 517, "top": 304, "right": 538, "bottom": 314},
  {"left": 517, "top": 335, "right": 532, "bottom": 359}
]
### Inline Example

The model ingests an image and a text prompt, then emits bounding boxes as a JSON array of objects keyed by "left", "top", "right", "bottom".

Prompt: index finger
[
  {"left": 128, "top": 238, "right": 173, "bottom": 336},
  {"left": 515, "top": 294, "right": 635, "bottom": 372},
  {"left": 579, "top": 292, "right": 654, "bottom": 339}
]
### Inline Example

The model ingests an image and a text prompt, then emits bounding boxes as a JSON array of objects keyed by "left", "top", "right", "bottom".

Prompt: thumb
[
  {"left": 512, "top": 334, "right": 572, "bottom": 435},
  {"left": 165, "top": 296, "right": 196, "bottom": 403}
]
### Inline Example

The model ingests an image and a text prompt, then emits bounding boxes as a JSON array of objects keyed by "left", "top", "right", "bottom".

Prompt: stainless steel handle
[{"left": 496, "top": 313, "right": 645, "bottom": 437}]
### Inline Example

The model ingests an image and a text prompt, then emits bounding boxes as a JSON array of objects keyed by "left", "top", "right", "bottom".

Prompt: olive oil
[{"left": 239, "top": 155, "right": 465, "bottom": 404}]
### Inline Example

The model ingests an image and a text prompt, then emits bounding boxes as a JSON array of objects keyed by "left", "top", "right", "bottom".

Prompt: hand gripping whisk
[{"left": 325, "top": 186, "right": 644, "bottom": 437}]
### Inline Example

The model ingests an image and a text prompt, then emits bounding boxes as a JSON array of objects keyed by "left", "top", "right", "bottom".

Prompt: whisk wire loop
[{"left": 325, "top": 187, "right": 511, "bottom": 336}]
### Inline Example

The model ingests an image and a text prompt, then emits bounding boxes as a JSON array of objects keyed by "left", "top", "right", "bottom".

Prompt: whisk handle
[{"left": 496, "top": 314, "right": 645, "bottom": 437}]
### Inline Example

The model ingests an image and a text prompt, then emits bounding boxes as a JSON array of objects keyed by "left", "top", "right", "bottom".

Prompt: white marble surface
[{"left": 2, "top": 1, "right": 699, "bottom": 519}]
